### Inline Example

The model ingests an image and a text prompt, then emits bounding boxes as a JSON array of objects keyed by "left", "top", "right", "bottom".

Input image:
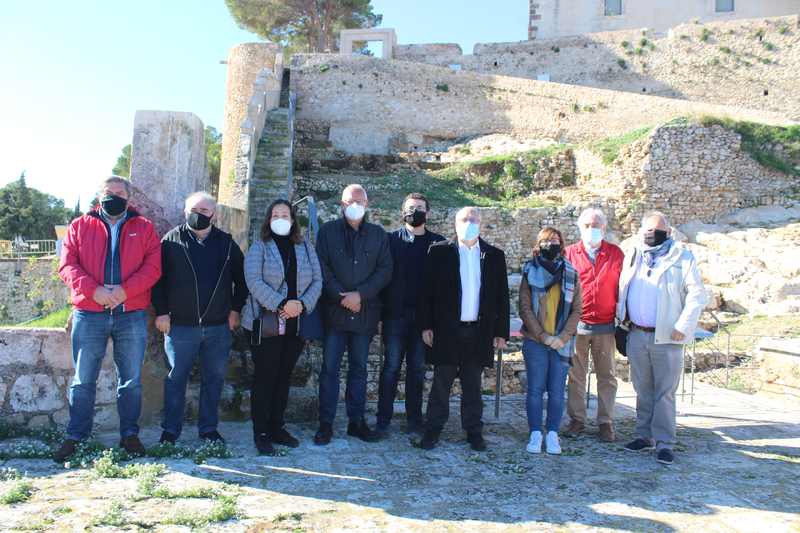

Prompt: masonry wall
[
  {"left": 0, "top": 258, "right": 68, "bottom": 326},
  {"left": 530, "top": 0, "right": 799, "bottom": 40},
  {"left": 407, "top": 16, "right": 800, "bottom": 120},
  {"left": 290, "top": 53, "right": 789, "bottom": 157}
]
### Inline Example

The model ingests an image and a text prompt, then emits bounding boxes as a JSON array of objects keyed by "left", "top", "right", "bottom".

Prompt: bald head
[{"left": 641, "top": 211, "right": 670, "bottom": 233}]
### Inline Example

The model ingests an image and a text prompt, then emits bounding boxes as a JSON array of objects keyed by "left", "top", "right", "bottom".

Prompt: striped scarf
[{"left": 524, "top": 257, "right": 577, "bottom": 360}]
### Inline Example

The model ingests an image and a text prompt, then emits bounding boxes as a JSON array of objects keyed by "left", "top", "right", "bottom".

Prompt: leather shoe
[
  {"left": 347, "top": 419, "right": 381, "bottom": 443},
  {"left": 417, "top": 430, "right": 439, "bottom": 450},
  {"left": 467, "top": 432, "right": 487, "bottom": 452},
  {"left": 255, "top": 434, "right": 275, "bottom": 456},
  {"left": 313, "top": 422, "right": 333, "bottom": 446},
  {"left": 563, "top": 420, "right": 585, "bottom": 438},
  {"left": 53, "top": 439, "right": 78, "bottom": 463},
  {"left": 271, "top": 427, "right": 300, "bottom": 448},
  {"left": 598, "top": 423, "right": 616, "bottom": 443},
  {"left": 119, "top": 435, "right": 146, "bottom": 457}
]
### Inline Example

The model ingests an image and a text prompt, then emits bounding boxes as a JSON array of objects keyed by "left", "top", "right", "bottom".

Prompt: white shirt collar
[{"left": 458, "top": 239, "right": 480, "bottom": 251}]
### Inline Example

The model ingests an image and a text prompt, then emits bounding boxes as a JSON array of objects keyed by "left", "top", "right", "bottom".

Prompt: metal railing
[{"left": 0, "top": 239, "right": 57, "bottom": 258}]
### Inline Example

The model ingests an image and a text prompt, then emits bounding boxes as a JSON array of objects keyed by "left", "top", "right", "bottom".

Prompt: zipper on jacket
[{"left": 181, "top": 234, "right": 232, "bottom": 326}]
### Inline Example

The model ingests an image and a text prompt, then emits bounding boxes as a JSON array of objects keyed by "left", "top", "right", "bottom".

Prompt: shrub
[
  {"left": 617, "top": 58, "right": 628, "bottom": 69},
  {"left": 700, "top": 28, "right": 712, "bottom": 42},
  {"left": 719, "top": 46, "right": 732, "bottom": 54}
]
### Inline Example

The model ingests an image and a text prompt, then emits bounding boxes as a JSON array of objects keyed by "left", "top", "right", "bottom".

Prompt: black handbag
[
  {"left": 615, "top": 325, "right": 629, "bottom": 357},
  {"left": 249, "top": 245, "right": 287, "bottom": 344}
]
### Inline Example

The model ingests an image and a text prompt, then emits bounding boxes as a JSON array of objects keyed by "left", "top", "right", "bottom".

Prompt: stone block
[
  {"left": 130, "top": 110, "right": 210, "bottom": 226},
  {"left": 27, "top": 414, "right": 51, "bottom": 429},
  {"left": 96, "top": 369, "right": 118, "bottom": 405},
  {"left": 94, "top": 405, "right": 120, "bottom": 431},
  {"left": 0, "top": 329, "right": 43, "bottom": 367},
  {"left": 52, "top": 407, "right": 70, "bottom": 427},
  {"left": 41, "top": 330, "right": 73, "bottom": 370},
  {"left": 9, "top": 374, "right": 64, "bottom": 412}
]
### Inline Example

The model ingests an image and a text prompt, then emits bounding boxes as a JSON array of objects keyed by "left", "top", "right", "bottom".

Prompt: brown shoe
[
  {"left": 562, "top": 420, "right": 585, "bottom": 438},
  {"left": 598, "top": 423, "right": 616, "bottom": 443},
  {"left": 119, "top": 435, "right": 146, "bottom": 457},
  {"left": 53, "top": 439, "right": 78, "bottom": 463}
]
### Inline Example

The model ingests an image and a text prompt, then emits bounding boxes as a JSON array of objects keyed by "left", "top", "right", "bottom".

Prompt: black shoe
[
  {"left": 467, "top": 432, "right": 487, "bottom": 452},
  {"left": 313, "top": 422, "right": 333, "bottom": 446},
  {"left": 159, "top": 431, "right": 177, "bottom": 445},
  {"left": 53, "top": 439, "right": 78, "bottom": 463},
  {"left": 200, "top": 430, "right": 225, "bottom": 444},
  {"left": 405, "top": 420, "right": 425, "bottom": 436},
  {"left": 375, "top": 423, "right": 390, "bottom": 437},
  {"left": 255, "top": 434, "right": 275, "bottom": 456},
  {"left": 417, "top": 430, "right": 439, "bottom": 450},
  {"left": 120, "top": 435, "right": 146, "bottom": 457},
  {"left": 270, "top": 427, "right": 300, "bottom": 448},
  {"left": 347, "top": 419, "right": 381, "bottom": 443},
  {"left": 657, "top": 448, "right": 674, "bottom": 465},
  {"left": 624, "top": 438, "right": 655, "bottom": 452}
]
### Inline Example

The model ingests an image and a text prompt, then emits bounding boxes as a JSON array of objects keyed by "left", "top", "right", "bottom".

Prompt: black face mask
[
  {"left": 187, "top": 212, "right": 212, "bottom": 231},
  {"left": 539, "top": 243, "right": 562, "bottom": 261},
  {"left": 644, "top": 229, "right": 669, "bottom": 247},
  {"left": 403, "top": 208, "right": 427, "bottom": 228},
  {"left": 100, "top": 195, "right": 128, "bottom": 217}
]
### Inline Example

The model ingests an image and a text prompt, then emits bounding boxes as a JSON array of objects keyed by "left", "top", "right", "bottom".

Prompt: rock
[
  {"left": 129, "top": 110, "right": 210, "bottom": 227},
  {"left": 9, "top": 374, "right": 64, "bottom": 412},
  {"left": 704, "top": 287, "right": 723, "bottom": 311},
  {"left": 0, "top": 330, "right": 43, "bottom": 367},
  {"left": 719, "top": 205, "right": 800, "bottom": 226},
  {"left": 41, "top": 330, "right": 73, "bottom": 370},
  {"left": 26, "top": 414, "right": 51, "bottom": 429},
  {"left": 96, "top": 369, "right": 118, "bottom": 404},
  {"left": 93, "top": 405, "right": 120, "bottom": 430},
  {"left": 52, "top": 407, "right": 70, "bottom": 427}
]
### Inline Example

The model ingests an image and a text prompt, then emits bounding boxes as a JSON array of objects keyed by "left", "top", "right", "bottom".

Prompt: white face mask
[
  {"left": 344, "top": 202, "right": 366, "bottom": 221},
  {"left": 581, "top": 227, "right": 604, "bottom": 248},
  {"left": 270, "top": 218, "right": 292, "bottom": 236},
  {"left": 456, "top": 221, "right": 480, "bottom": 242}
]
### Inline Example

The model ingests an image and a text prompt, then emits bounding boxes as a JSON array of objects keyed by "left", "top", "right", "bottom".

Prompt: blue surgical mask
[
  {"left": 457, "top": 221, "right": 480, "bottom": 242},
  {"left": 582, "top": 227, "right": 604, "bottom": 248}
]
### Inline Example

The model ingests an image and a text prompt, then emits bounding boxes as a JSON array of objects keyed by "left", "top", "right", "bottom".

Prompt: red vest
[{"left": 564, "top": 240, "right": 624, "bottom": 325}]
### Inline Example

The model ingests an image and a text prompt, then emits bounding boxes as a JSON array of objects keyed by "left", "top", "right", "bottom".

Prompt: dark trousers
[
  {"left": 425, "top": 324, "right": 485, "bottom": 435},
  {"left": 377, "top": 317, "right": 427, "bottom": 427},
  {"left": 250, "top": 335, "right": 305, "bottom": 437},
  {"left": 318, "top": 329, "right": 373, "bottom": 424}
]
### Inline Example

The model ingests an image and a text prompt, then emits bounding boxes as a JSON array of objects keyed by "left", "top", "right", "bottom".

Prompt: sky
[{"left": 0, "top": 0, "right": 527, "bottom": 210}]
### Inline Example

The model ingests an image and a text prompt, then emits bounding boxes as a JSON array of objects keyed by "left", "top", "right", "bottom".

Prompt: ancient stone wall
[
  {"left": 405, "top": 16, "right": 800, "bottom": 120},
  {"left": 290, "top": 53, "right": 790, "bottom": 157},
  {"left": 0, "top": 258, "right": 68, "bottom": 326},
  {"left": 218, "top": 43, "right": 282, "bottom": 207}
]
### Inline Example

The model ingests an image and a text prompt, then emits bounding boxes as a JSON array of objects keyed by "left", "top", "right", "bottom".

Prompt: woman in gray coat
[{"left": 242, "top": 199, "right": 322, "bottom": 455}]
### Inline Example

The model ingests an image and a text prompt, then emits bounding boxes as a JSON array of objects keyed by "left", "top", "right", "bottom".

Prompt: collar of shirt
[
  {"left": 100, "top": 210, "right": 127, "bottom": 228},
  {"left": 458, "top": 240, "right": 480, "bottom": 252}
]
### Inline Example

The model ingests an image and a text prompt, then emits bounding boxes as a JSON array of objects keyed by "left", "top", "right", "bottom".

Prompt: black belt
[
  {"left": 631, "top": 323, "right": 656, "bottom": 333},
  {"left": 459, "top": 321, "right": 478, "bottom": 327}
]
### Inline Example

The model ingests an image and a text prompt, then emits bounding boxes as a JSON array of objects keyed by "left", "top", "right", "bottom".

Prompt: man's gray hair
[
  {"left": 185, "top": 191, "right": 217, "bottom": 211},
  {"left": 99, "top": 176, "right": 132, "bottom": 197},
  {"left": 577, "top": 207, "right": 607, "bottom": 227},
  {"left": 641, "top": 210, "right": 670, "bottom": 228},
  {"left": 454, "top": 206, "right": 481, "bottom": 222},
  {"left": 342, "top": 183, "right": 368, "bottom": 201}
]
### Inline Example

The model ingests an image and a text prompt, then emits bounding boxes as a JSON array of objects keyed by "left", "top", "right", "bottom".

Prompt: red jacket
[
  {"left": 564, "top": 240, "right": 624, "bottom": 325},
  {"left": 59, "top": 209, "right": 162, "bottom": 312}
]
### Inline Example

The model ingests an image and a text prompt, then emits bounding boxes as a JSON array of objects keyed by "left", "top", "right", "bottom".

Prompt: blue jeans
[
  {"left": 67, "top": 309, "right": 148, "bottom": 441},
  {"left": 162, "top": 324, "right": 232, "bottom": 437},
  {"left": 377, "top": 317, "right": 426, "bottom": 427},
  {"left": 522, "top": 339, "right": 570, "bottom": 433},
  {"left": 318, "top": 329, "right": 373, "bottom": 424}
]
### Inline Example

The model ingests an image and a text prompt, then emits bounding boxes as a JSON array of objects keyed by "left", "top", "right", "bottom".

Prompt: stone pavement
[{"left": 1, "top": 381, "right": 798, "bottom": 532}]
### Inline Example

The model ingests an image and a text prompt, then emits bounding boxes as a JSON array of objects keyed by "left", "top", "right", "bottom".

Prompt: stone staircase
[{"left": 248, "top": 107, "right": 292, "bottom": 242}]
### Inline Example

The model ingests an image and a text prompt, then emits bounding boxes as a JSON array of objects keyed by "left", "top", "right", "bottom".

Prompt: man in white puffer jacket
[{"left": 616, "top": 211, "right": 707, "bottom": 465}]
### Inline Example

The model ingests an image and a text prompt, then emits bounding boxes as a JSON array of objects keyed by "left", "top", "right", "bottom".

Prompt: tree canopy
[
  {"left": 205, "top": 126, "right": 222, "bottom": 195},
  {"left": 0, "top": 173, "right": 74, "bottom": 240},
  {"left": 112, "top": 144, "right": 131, "bottom": 177},
  {"left": 225, "top": 0, "right": 382, "bottom": 53}
]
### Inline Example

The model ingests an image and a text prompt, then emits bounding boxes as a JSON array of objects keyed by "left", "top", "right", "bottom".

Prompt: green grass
[
  {"left": 717, "top": 314, "right": 800, "bottom": 354},
  {"left": 590, "top": 126, "right": 653, "bottom": 165},
  {"left": 91, "top": 500, "right": 127, "bottom": 528},
  {"left": 0, "top": 480, "right": 35, "bottom": 505},
  {"left": 15, "top": 306, "right": 71, "bottom": 328},
  {"left": 163, "top": 494, "right": 241, "bottom": 528},
  {"left": 697, "top": 116, "right": 800, "bottom": 176}
]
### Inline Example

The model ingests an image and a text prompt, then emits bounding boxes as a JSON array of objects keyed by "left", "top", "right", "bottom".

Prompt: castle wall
[{"left": 530, "top": 0, "right": 799, "bottom": 40}]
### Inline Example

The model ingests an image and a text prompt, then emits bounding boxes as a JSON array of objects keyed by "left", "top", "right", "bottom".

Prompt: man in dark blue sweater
[{"left": 377, "top": 193, "right": 445, "bottom": 435}]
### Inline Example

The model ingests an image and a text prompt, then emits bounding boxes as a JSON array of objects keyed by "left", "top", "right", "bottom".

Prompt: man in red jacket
[
  {"left": 563, "top": 208, "right": 623, "bottom": 442},
  {"left": 54, "top": 176, "right": 161, "bottom": 462}
]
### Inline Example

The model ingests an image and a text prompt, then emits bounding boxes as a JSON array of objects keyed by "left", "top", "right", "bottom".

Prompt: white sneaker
[
  {"left": 526, "top": 431, "right": 543, "bottom": 454},
  {"left": 546, "top": 431, "right": 562, "bottom": 455}
]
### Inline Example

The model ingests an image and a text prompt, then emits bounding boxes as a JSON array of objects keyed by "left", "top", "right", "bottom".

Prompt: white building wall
[{"left": 530, "top": 0, "right": 799, "bottom": 39}]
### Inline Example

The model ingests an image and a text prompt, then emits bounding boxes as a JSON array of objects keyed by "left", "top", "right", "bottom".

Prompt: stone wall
[
  {"left": 0, "top": 258, "right": 68, "bottom": 326},
  {"left": 219, "top": 42, "right": 282, "bottom": 207},
  {"left": 129, "top": 111, "right": 211, "bottom": 225},
  {"left": 529, "top": 0, "right": 799, "bottom": 40},
  {"left": 290, "top": 53, "right": 790, "bottom": 157},
  {"left": 585, "top": 122, "right": 799, "bottom": 232},
  {"left": 404, "top": 16, "right": 800, "bottom": 120}
]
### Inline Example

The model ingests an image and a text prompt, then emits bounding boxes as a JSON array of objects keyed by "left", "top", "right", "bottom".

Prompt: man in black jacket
[
  {"left": 152, "top": 192, "right": 247, "bottom": 444},
  {"left": 377, "top": 193, "right": 444, "bottom": 435},
  {"left": 417, "top": 207, "right": 510, "bottom": 452},
  {"left": 314, "top": 184, "right": 393, "bottom": 445}
]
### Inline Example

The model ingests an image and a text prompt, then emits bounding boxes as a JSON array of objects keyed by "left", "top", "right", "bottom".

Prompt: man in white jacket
[{"left": 616, "top": 211, "right": 707, "bottom": 465}]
